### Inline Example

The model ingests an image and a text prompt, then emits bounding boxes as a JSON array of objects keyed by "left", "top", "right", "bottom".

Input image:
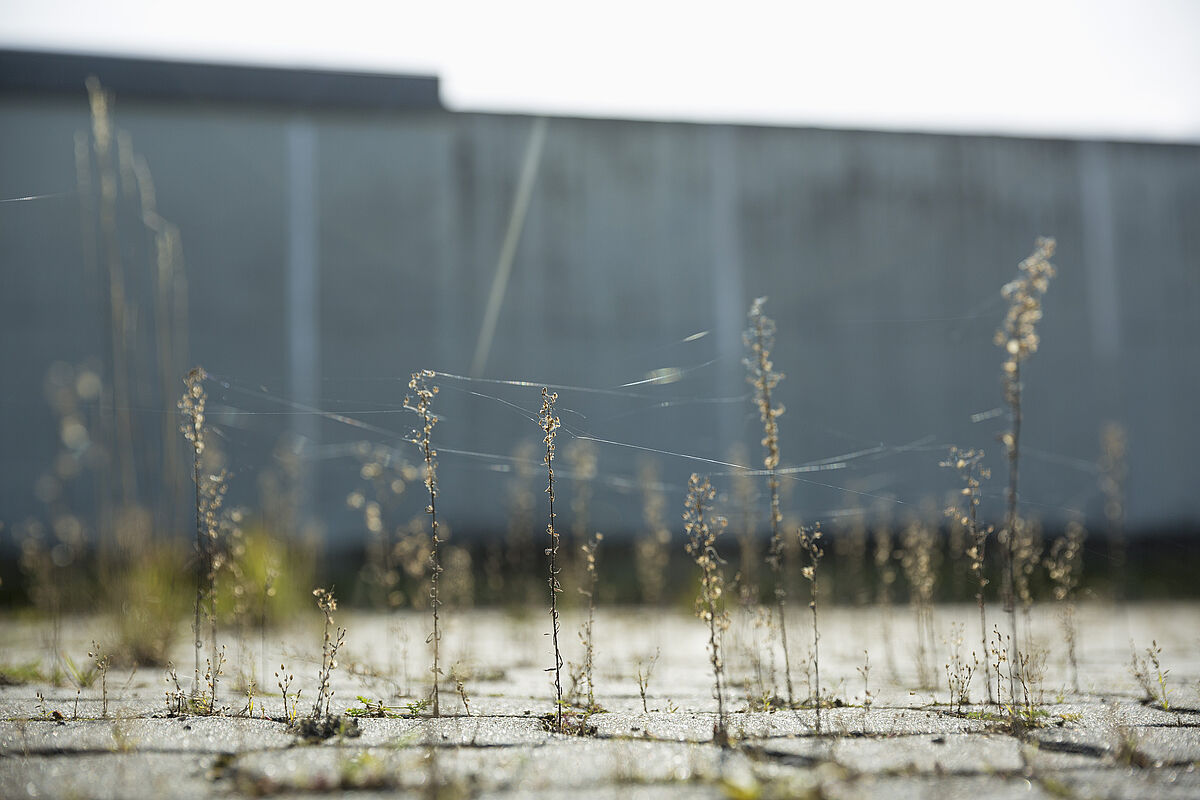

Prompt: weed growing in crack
[
  {"left": 857, "top": 651, "right": 873, "bottom": 713},
  {"left": 1130, "top": 641, "right": 1170, "bottom": 710},
  {"left": 797, "top": 523, "right": 824, "bottom": 731},
  {"left": 990, "top": 626, "right": 1009, "bottom": 713},
  {"left": 405, "top": 370, "right": 443, "bottom": 717},
  {"left": 275, "top": 664, "right": 301, "bottom": 723},
  {"left": 311, "top": 587, "right": 346, "bottom": 721},
  {"left": 995, "top": 236, "right": 1056, "bottom": 697},
  {"left": 455, "top": 676, "right": 473, "bottom": 716},
  {"left": 88, "top": 641, "right": 111, "bottom": 717},
  {"left": 635, "top": 648, "right": 659, "bottom": 713},
  {"left": 179, "top": 366, "right": 218, "bottom": 698},
  {"left": 539, "top": 387, "right": 565, "bottom": 733},
  {"left": 942, "top": 446, "right": 994, "bottom": 703},
  {"left": 683, "top": 473, "right": 730, "bottom": 747},
  {"left": 744, "top": 297, "right": 794, "bottom": 707},
  {"left": 201, "top": 646, "right": 227, "bottom": 715},
  {"left": 944, "top": 623, "right": 977, "bottom": 714},
  {"left": 164, "top": 662, "right": 188, "bottom": 716}
]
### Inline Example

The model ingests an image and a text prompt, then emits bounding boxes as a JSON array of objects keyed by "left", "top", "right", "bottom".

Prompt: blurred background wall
[{"left": 1, "top": 50, "right": 1197, "bottom": 548}]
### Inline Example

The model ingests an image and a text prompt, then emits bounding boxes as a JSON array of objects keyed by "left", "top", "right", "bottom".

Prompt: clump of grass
[
  {"left": 404, "top": 370, "right": 442, "bottom": 716},
  {"left": 539, "top": 388, "right": 565, "bottom": 733},
  {"left": 311, "top": 587, "right": 346, "bottom": 722},
  {"left": 683, "top": 473, "right": 731, "bottom": 747},
  {"left": 744, "top": 297, "right": 793, "bottom": 707},
  {"left": 163, "top": 662, "right": 188, "bottom": 716},
  {"left": 942, "top": 446, "right": 993, "bottom": 703},
  {"left": 1045, "top": 520, "right": 1085, "bottom": 693},
  {"left": 797, "top": 523, "right": 824, "bottom": 731},
  {"left": 944, "top": 623, "right": 977, "bottom": 714},
  {"left": 994, "top": 236, "right": 1056, "bottom": 696},
  {"left": 1129, "top": 641, "right": 1170, "bottom": 710}
]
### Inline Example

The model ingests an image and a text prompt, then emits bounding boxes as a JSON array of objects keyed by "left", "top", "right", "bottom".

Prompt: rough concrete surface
[{"left": 1, "top": 603, "right": 1198, "bottom": 798}]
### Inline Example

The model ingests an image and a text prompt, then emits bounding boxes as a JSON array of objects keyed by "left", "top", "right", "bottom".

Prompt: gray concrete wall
[{"left": 1, "top": 94, "right": 1197, "bottom": 544}]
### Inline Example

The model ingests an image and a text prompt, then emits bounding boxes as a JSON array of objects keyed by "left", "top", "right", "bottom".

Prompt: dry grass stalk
[
  {"left": 744, "top": 297, "right": 794, "bottom": 706},
  {"left": 577, "top": 532, "right": 603, "bottom": 711},
  {"left": 873, "top": 515, "right": 899, "bottom": 677},
  {"left": 405, "top": 370, "right": 442, "bottom": 716},
  {"left": 635, "top": 648, "right": 659, "bottom": 713},
  {"left": 995, "top": 236, "right": 1056, "bottom": 697},
  {"left": 311, "top": 587, "right": 345, "bottom": 720},
  {"left": 1045, "top": 520, "right": 1085, "bottom": 692},
  {"left": 539, "top": 388, "right": 565, "bottom": 732},
  {"left": 179, "top": 366, "right": 226, "bottom": 703},
  {"left": 797, "top": 523, "right": 824, "bottom": 732},
  {"left": 942, "top": 446, "right": 993, "bottom": 703},
  {"left": 900, "top": 520, "right": 937, "bottom": 689},
  {"left": 634, "top": 458, "right": 671, "bottom": 604},
  {"left": 683, "top": 473, "right": 730, "bottom": 747}
]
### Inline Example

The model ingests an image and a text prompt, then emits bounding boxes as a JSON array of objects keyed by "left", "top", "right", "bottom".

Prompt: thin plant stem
[{"left": 540, "top": 388, "right": 563, "bottom": 732}]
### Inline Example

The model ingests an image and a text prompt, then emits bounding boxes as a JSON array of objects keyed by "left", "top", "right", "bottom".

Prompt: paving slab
[
  {"left": 0, "top": 603, "right": 1197, "bottom": 798},
  {"left": 831, "top": 732, "right": 1025, "bottom": 775}
]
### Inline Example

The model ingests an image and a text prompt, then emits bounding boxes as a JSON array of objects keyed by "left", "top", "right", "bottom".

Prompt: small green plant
[
  {"left": 797, "top": 523, "right": 824, "bottom": 732},
  {"left": 857, "top": 651, "right": 873, "bottom": 713},
  {"left": 311, "top": 587, "right": 346, "bottom": 721},
  {"left": 539, "top": 388, "right": 565, "bottom": 733},
  {"left": 635, "top": 648, "right": 659, "bottom": 713},
  {"left": 405, "top": 370, "right": 443, "bottom": 717},
  {"left": 345, "top": 696, "right": 403, "bottom": 718},
  {"left": 684, "top": 473, "right": 730, "bottom": 747},
  {"left": 1129, "top": 641, "right": 1170, "bottom": 710},
  {"left": 88, "top": 641, "right": 111, "bottom": 718},
  {"left": 275, "top": 664, "right": 300, "bottom": 723},
  {"left": 744, "top": 297, "right": 794, "bottom": 707}
]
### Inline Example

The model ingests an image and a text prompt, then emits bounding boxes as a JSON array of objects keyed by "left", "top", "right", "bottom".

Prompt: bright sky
[{"left": 3, "top": 0, "right": 1199, "bottom": 141}]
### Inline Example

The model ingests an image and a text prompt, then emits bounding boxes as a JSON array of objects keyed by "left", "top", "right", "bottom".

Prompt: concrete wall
[{"left": 2, "top": 92, "right": 1198, "bottom": 544}]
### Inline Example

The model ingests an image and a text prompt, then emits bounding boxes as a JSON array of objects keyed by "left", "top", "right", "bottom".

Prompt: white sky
[{"left": 3, "top": 0, "right": 1199, "bottom": 141}]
